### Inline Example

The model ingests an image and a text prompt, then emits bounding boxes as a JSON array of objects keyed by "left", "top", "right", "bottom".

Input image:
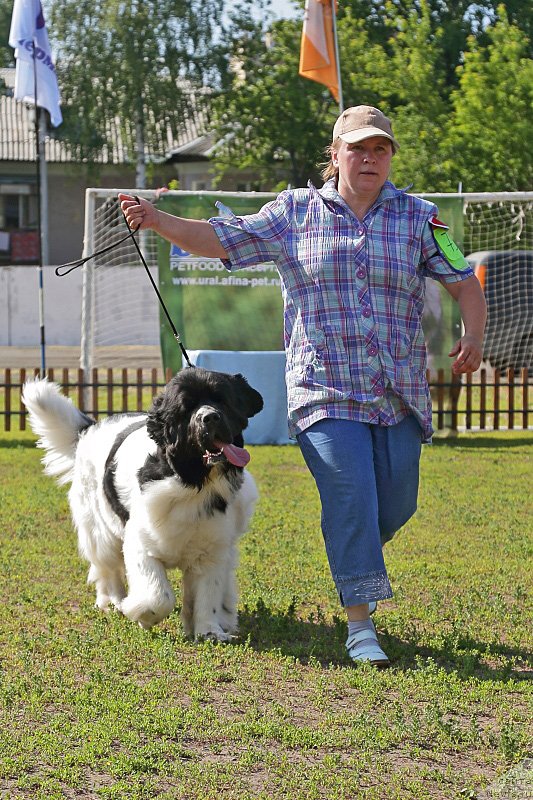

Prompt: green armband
[{"left": 429, "top": 216, "right": 471, "bottom": 273}]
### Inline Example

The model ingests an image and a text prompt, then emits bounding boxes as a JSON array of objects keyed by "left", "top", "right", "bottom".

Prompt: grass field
[{"left": 0, "top": 429, "right": 531, "bottom": 799}]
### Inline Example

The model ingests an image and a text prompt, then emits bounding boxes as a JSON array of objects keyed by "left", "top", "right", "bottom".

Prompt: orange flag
[{"left": 299, "top": 0, "right": 339, "bottom": 102}]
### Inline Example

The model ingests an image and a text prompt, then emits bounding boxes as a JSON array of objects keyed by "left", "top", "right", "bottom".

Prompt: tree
[
  {"left": 211, "top": 1, "right": 338, "bottom": 189},
  {"left": 0, "top": 0, "right": 14, "bottom": 69},
  {"left": 475, "top": 0, "right": 533, "bottom": 56},
  {"left": 444, "top": 7, "right": 533, "bottom": 191},
  {"left": 209, "top": 0, "right": 532, "bottom": 193},
  {"left": 46, "top": 0, "right": 226, "bottom": 186},
  {"left": 353, "top": 0, "right": 533, "bottom": 82},
  {"left": 335, "top": 0, "right": 453, "bottom": 191},
  {"left": 376, "top": 0, "right": 450, "bottom": 191},
  {"left": 335, "top": 4, "right": 391, "bottom": 109}
]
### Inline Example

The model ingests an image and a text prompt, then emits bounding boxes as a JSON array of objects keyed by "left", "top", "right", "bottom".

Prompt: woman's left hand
[{"left": 448, "top": 334, "right": 483, "bottom": 374}]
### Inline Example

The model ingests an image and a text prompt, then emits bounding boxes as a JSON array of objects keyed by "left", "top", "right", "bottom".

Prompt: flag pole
[
  {"left": 32, "top": 41, "right": 46, "bottom": 377},
  {"left": 331, "top": 0, "right": 343, "bottom": 113},
  {"left": 10, "top": 0, "right": 62, "bottom": 379}
]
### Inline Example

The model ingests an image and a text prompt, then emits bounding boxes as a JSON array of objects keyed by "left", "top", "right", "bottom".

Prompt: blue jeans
[{"left": 297, "top": 415, "right": 422, "bottom": 607}]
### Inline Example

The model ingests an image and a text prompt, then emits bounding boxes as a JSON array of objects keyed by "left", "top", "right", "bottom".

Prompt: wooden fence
[{"left": 0, "top": 365, "right": 531, "bottom": 433}]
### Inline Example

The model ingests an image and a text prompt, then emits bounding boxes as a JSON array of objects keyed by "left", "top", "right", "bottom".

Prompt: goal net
[
  {"left": 462, "top": 195, "right": 532, "bottom": 371},
  {"left": 81, "top": 189, "right": 533, "bottom": 373},
  {"left": 80, "top": 189, "right": 161, "bottom": 370}
]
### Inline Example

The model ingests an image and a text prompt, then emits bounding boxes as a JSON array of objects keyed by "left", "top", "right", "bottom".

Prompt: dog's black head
[{"left": 145, "top": 367, "right": 263, "bottom": 487}]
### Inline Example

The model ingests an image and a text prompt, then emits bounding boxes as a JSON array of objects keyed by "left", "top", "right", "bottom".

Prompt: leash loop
[{"left": 54, "top": 229, "right": 139, "bottom": 276}]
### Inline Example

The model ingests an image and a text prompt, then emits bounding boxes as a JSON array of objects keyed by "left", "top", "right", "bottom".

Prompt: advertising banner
[{"left": 157, "top": 192, "right": 281, "bottom": 375}]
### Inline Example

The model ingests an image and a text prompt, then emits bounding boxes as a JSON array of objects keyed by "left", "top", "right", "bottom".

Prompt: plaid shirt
[{"left": 209, "top": 179, "right": 474, "bottom": 441}]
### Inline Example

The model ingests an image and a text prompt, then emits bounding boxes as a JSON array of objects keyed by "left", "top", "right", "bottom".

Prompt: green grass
[{"left": 0, "top": 430, "right": 531, "bottom": 799}]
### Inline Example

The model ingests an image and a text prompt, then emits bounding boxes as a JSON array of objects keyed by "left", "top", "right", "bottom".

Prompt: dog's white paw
[
  {"left": 95, "top": 596, "right": 113, "bottom": 613},
  {"left": 119, "top": 596, "right": 173, "bottom": 629},
  {"left": 219, "top": 605, "right": 238, "bottom": 636},
  {"left": 95, "top": 594, "right": 126, "bottom": 614},
  {"left": 194, "top": 624, "right": 234, "bottom": 643}
]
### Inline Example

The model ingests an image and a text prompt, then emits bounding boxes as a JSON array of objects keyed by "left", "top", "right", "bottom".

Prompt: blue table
[{"left": 184, "top": 350, "right": 290, "bottom": 445}]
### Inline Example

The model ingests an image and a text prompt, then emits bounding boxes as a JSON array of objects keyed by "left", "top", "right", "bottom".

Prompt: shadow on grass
[
  {"left": 432, "top": 435, "right": 533, "bottom": 449},
  {"left": 236, "top": 600, "right": 532, "bottom": 682},
  {"left": 0, "top": 438, "right": 35, "bottom": 448}
]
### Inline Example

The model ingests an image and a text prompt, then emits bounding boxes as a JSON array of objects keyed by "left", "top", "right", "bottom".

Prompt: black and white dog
[{"left": 22, "top": 368, "right": 263, "bottom": 641}]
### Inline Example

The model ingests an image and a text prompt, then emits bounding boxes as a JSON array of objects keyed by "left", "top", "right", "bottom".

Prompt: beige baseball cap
[{"left": 333, "top": 105, "right": 399, "bottom": 151}]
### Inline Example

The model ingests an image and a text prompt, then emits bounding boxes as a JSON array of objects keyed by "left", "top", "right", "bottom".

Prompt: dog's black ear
[
  {"left": 146, "top": 394, "right": 167, "bottom": 447},
  {"left": 234, "top": 374, "right": 264, "bottom": 418}
]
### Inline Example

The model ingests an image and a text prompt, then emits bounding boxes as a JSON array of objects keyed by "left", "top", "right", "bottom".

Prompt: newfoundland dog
[{"left": 22, "top": 368, "right": 263, "bottom": 641}]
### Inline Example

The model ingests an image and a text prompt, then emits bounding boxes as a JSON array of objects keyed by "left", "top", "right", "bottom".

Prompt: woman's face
[{"left": 332, "top": 136, "right": 393, "bottom": 199}]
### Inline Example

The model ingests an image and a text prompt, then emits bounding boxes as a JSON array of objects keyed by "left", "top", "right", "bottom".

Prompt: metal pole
[
  {"left": 33, "top": 50, "right": 46, "bottom": 377},
  {"left": 331, "top": 0, "right": 344, "bottom": 113},
  {"left": 80, "top": 189, "right": 95, "bottom": 411}
]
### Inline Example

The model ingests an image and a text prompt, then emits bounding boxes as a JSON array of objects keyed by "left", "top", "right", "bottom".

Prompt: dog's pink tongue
[{"left": 216, "top": 441, "right": 250, "bottom": 467}]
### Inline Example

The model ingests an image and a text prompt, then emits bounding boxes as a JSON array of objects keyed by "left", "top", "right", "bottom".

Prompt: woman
[{"left": 120, "top": 105, "right": 486, "bottom": 666}]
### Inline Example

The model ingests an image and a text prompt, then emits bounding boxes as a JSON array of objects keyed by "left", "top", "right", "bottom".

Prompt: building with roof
[
  {"left": 0, "top": 68, "right": 226, "bottom": 266},
  {"left": 166, "top": 130, "right": 264, "bottom": 194},
  {"left": 1, "top": 67, "right": 147, "bottom": 265},
  {"left": 1, "top": 64, "right": 273, "bottom": 270}
]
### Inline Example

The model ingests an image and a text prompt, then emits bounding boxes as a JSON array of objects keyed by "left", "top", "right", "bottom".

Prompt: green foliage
[
  {"left": 335, "top": 6, "right": 390, "bottom": 109},
  {"left": 0, "top": 0, "right": 14, "bottom": 68},
  {"left": 343, "top": 0, "right": 533, "bottom": 72},
  {"left": 211, "top": 1, "right": 334, "bottom": 188},
  {"left": 375, "top": 0, "right": 451, "bottom": 191},
  {"left": 46, "top": 0, "right": 225, "bottom": 184},
  {"left": 0, "top": 430, "right": 532, "bottom": 797},
  {"left": 444, "top": 6, "right": 533, "bottom": 191},
  {"left": 211, "top": 0, "right": 532, "bottom": 193}
]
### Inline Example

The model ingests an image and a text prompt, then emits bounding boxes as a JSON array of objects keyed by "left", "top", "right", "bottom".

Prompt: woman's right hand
[
  {"left": 118, "top": 192, "right": 227, "bottom": 258},
  {"left": 118, "top": 193, "right": 159, "bottom": 231}
]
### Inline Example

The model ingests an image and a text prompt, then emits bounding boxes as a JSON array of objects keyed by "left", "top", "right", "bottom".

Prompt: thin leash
[{"left": 55, "top": 196, "right": 194, "bottom": 369}]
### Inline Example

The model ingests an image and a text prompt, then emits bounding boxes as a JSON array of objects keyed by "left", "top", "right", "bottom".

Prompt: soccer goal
[
  {"left": 80, "top": 188, "right": 161, "bottom": 372},
  {"left": 80, "top": 189, "right": 533, "bottom": 373},
  {"left": 461, "top": 194, "right": 533, "bottom": 371}
]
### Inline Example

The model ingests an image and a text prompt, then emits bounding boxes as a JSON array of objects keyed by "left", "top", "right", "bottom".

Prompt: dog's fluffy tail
[{"left": 22, "top": 378, "right": 95, "bottom": 485}]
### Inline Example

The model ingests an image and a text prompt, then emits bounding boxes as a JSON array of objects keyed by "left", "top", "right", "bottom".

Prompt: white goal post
[
  {"left": 81, "top": 188, "right": 160, "bottom": 374},
  {"left": 80, "top": 187, "right": 276, "bottom": 372},
  {"left": 80, "top": 188, "right": 533, "bottom": 373}
]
